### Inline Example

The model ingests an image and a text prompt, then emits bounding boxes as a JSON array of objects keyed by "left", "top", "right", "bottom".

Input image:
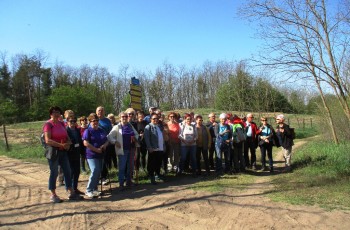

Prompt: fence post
[
  {"left": 2, "top": 125, "right": 9, "bottom": 151},
  {"left": 310, "top": 118, "right": 313, "bottom": 128},
  {"left": 303, "top": 118, "right": 305, "bottom": 129}
]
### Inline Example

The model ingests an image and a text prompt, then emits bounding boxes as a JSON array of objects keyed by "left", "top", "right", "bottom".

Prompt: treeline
[{"left": 0, "top": 52, "right": 310, "bottom": 124}]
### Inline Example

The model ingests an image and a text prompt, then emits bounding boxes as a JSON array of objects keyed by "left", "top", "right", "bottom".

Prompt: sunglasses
[
  {"left": 128, "top": 113, "right": 134, "bottom": 116},
  {"left": 69, "top": 120, "right": 76, "bottom": 123},
  {"left": 276, "top": 119, "right": 280, "bottom": 121},
  {"left": 261, "top": 120, "right": 267, "bottom": 122},
  {"left": 91, "top": 119, "right": 99, "bottom": 122},
  {"left": 198, "top": 119, "right": 203, "bottom": 121},
  {"left": 121, "top": 116, "right": 128, "bottom": 118},
  {"left": 151, "top": 117, "right": 158, "bottom": 120}
]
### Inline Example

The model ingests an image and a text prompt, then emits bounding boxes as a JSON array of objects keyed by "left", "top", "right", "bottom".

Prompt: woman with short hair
[
  {"left": 82, "top": 113, "right": 109, "bottom": 198},
  {"left": 107, "top": 112, "right": 139, "bottom": 189}
]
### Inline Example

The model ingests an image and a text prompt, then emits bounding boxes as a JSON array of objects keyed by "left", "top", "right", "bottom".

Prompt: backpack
[
  {"left": 232, "top": 124, "right": 246, "bottom": 143},
  {"left": 40, "top": 122, "right": 53, "bottom": 148},
  {"left": 290, "top": 127, "right": 296, "bottom": 139}
]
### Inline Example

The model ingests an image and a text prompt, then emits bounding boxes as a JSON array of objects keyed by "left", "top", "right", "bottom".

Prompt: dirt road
[{"left": 0, "top": 145, "right": 349, "bottom": 229}]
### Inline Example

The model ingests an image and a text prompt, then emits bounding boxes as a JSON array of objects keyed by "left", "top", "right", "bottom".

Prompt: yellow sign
[
  {"left": 131, "top": 96, "right": 142, "bottom": 103},
  {"left": 130, "top": 90, "right": 142, "bottom": 97},
  {"left": 130, "top": 102, "right": 142, "bottom": 110},
  {"left": 130, "top": 84, "right": 141, "bottom": 91}
]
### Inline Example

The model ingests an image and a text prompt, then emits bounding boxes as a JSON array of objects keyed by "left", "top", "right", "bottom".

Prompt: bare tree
[{"left": 241, "top": 0, "right": 350, "bottom": 143}]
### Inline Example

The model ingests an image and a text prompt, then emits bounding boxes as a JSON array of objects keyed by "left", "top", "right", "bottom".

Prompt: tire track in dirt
[{"left": 1, "top": 150, "right": 350, "bottom": 229}]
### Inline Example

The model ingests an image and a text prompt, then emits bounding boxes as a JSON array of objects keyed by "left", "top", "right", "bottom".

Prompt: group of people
[{"left": 43, "top": 105, "right": 294, "bottom": 203}]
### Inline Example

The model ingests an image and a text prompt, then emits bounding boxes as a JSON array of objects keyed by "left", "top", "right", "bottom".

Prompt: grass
[
  {"left": 268, "top": 140, "right": 350, "bottom": 210},
  {"left": 190, "top": 174, "right": 255, "bottom": 193}
]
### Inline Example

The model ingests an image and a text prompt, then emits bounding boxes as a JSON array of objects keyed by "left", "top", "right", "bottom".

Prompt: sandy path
[{"left": 0, "top": 143, "right": 349, "bottom": 229}]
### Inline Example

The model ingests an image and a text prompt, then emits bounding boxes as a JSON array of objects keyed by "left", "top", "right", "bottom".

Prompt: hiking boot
[
  {"left": 50, "top": 195, "right": 63, "bottom": 203},
  {"left": 74, "top": 189, "right": 85, "bottom": 195},
  {"left": 260, "top": 166, "right": 266, "bottom": 171},
  {"left": 269, "top": 167, "right": 274, "bottom": 173},
  {"left": 252, "top": 165, "right": 257, "bottom": 170},
  {"left": 68, "top": 192, "right": 83, "bottom": 200}
]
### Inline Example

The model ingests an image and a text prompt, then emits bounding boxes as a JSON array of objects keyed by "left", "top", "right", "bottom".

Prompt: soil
[{"left": 0, "top": 141, "right": 349, "bottom": 229}]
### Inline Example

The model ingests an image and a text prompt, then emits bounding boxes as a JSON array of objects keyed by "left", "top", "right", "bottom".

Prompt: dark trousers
[
  {"left": 196, "top": 147, "right": 210, "bottom": 174},
  {"left": 68, "top": 157, "right": 80, "bottom": 190},
  {"left": 208, "top": 140, "right": 216, "bottom": 169},
  {"left": 232, "top": 142, "right": 245, "bottom": 171},
  {"left": 101, "top": 144, "right": 115, "bottom": 179},
  {"left": 147, "top": 151, "right": 163, "bottom": 178},
  {"left": 162, "top": 141, "right": 170, "bottom": 173},
  {"left": 135, "top": 145, "right": 147, "bottom": 171},
  {"left": 108, "top": 144, "right": 117, "bottom": 169},
  {"left": 244, "top": 137, "right": 256, "bottom": 167},
  {"left": 260, "top": 143, "right": 273, "bottom": 168}
]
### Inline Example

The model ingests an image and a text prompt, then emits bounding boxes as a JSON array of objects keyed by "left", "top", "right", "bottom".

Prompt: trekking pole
[{"left": 100, "top": 156, "right": 103, "bottom": 197}]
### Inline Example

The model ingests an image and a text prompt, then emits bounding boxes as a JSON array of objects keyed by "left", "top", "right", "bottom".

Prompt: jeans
[
  {"left": 179, "top": 145, "right": 197, "bottom": 173},
  {"left": 215, "top": 142, "right": 231, "bottom": 173},
  {"left": 260, "top": 143, "right": 273, "bottom": 168},
  {"left": 118, "top": 149, "right": 134, "bottom": 186},
  {"left": 48, "top": 150, "right": 72, "bottom": 190},
  {"left": 86, "top": 158, "right": 103, "bottom": 192}
]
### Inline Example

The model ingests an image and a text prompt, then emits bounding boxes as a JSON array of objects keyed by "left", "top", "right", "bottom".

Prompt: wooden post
[
  {"left": 303, "top": 118, "right": 305, "bottom": 129},
  {"left": 310, "top": 118, "right": 313, "bottom": 128},
  {"left": 3, "top": 125, "right": 9, "bottom": 151}
]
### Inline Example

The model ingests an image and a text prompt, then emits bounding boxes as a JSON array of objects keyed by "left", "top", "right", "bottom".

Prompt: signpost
[{"left": 129, "top": 77, "right": 142, "bottom": 111}]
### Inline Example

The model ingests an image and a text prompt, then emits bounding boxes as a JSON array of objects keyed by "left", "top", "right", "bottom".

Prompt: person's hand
[{"left": 63, "top": 143, "right": 71, "bottom": 151}]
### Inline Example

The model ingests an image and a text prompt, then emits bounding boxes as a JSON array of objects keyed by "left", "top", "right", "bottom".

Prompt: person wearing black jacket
[
  {"left": 66, "top": 116, "right": 84, "bottom": 195},
  {"left": 275, "top": 114, "right": 294, "bottom": 172},
  {"left": 135, "top": 111, "right": 148, "bottom": 183},
  {"left": 205, "top": 113, "right": 217, "bottom": 170}
]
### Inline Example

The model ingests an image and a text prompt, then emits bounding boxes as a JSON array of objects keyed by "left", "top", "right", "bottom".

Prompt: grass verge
[
  {"left": 268, "top": 139, "right": 350, "bottom": 210},
  {"left": 190, "top": 174, "right": 256, "bottom": 193}
]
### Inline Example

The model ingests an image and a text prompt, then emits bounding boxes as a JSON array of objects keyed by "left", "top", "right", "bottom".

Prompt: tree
[
  {"left": 0, "top": 63, "right": 11, "bottom": 100},
  {"left": 48, "top": 85, "right": 98, "bottom": 116},
  {"left": 241, "top": 0, "right": 350, "bottom": 143}
]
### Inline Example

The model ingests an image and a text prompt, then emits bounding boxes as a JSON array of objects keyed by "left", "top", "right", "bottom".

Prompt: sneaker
[
  {"left": 252, "top": 165, "right": 257, "bottom": 170},
  {"left": 92, "top": 190, "right": 101, "bottom": 197},
  {"left": 50, "top": 195, "right": 63, "bottom": 203},
  {"left": 85, "top": 191, "right": 95, "bottom": 198},
  {"left": 260, "top": 166, "right": 266, "bottom": 172},
  {"left": 102, "top": 179, "right": 109, "bottom": 186}
]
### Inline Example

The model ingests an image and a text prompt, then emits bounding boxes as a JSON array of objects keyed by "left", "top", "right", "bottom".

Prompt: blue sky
[{"left": 0, "top": 0, "right": 259, "bottom": 73}]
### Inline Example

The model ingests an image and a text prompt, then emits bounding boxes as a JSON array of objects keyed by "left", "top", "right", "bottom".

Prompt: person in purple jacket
[{"left": 82, "top": 113, "right": 109, "bottom": 198}]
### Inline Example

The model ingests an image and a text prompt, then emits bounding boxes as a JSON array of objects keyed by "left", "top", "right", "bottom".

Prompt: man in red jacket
[{"left": 244, "top": 113, "right": 260, "bottom": 170}]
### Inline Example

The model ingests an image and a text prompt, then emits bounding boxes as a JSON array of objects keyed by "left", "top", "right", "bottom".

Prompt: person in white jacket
[{"left": 107, "top": 112, "right": 139, "bottom": 190}]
